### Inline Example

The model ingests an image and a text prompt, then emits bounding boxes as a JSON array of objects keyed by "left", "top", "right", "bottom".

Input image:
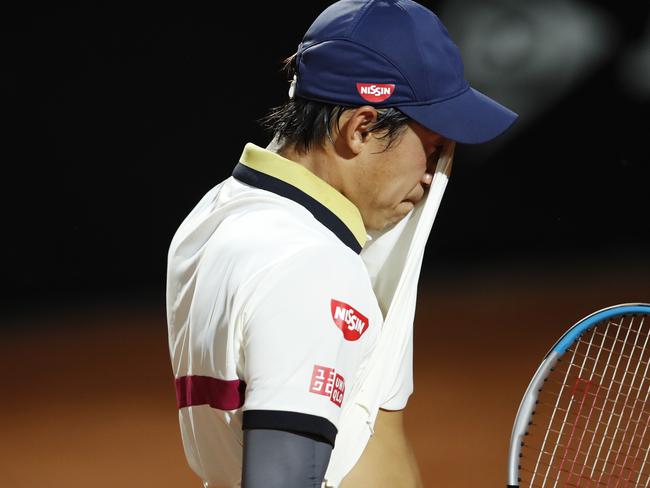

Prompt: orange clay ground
[{"left": 1, "top": 263, "right": 648, "bottom": 487}]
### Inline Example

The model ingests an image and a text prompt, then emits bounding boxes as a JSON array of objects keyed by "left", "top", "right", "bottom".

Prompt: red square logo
[
  {"left": 309, "top": 365, "right": 335, "bottom": 397},
  {"left": 309, "top": 365, "right": 345, "bottom": 408}
]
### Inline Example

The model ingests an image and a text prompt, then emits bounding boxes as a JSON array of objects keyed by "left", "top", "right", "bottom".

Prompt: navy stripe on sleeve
[{"left": 243, "top": 410, "right": 338, "bottom": 447}]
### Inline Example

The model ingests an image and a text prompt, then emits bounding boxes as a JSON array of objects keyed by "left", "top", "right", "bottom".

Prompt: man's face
[{"left": 346, "top": 121, "right": 448, "bottom": 232}]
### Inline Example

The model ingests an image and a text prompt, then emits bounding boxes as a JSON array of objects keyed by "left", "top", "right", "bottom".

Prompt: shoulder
[
  {"left": 210, "top": 187, "right": 366, "bottom": 279},
  {"left": 239, "top": 242, "right": 377, "bottom": 322},
  {"left": 246, "top": 241, "right": 371, "bottom": 297},
  {"left": 171, "top": 177, "right": 374, "bottom": 306},
  {"left": 263, "top": 242, "right": 367, "bottom": 282}
]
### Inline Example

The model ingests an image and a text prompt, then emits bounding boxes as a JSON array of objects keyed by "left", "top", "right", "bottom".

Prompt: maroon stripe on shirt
[{"left": 175, "top": 375, "right": 246, "bottom": 410}]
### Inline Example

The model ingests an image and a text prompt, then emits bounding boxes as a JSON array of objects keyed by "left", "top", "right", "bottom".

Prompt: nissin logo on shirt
[
  {"left": 330, "top": 299, "right": 369, "bottom": 341},
  {"left": 356, "top": 83, "right": 395, "bottom": 102}
]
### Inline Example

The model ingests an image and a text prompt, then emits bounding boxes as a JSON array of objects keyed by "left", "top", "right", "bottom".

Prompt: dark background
[
  {"left": 2, "top": 2, "right": 649, "bottom": 487},
  {"left": 4, "top": 1, "right": 649, "bottom": 313}
]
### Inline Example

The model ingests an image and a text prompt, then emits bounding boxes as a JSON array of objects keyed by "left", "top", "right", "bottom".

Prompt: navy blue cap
[{"left": 293, "top": 0, "right": 518, "bottom": 144}]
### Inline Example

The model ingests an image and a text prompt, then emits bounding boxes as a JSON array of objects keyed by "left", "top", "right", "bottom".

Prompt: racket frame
[{"left": 506, "top": 303, "right": 650, "bottom": 487}]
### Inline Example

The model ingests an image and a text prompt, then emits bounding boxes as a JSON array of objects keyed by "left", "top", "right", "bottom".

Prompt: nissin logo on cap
[
  {"left": 356, "top": 83, "right": 395, "bottom": 102},
  {"left": 331, "top": 299, "right": 369, "bottom": 341}
]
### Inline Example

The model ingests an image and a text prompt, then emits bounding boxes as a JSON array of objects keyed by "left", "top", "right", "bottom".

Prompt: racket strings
[
  {"left": 541, "top": 378, "right": 649, "bottom": 401},
  {"left": 530, "top": 415, "right": 650, "bottom": 442},
  {"left": 570, "top": 338, "right": 650, "bottom": 372},
  {"left": 570, "top": 343, "right": 650, "bottom": 372},
  {"left": 521, "top": 442, "right": 650, "bottom": 481},
  {"left": 519, "top": 459, "right": 641, "bottom": 487},
  {"left": 519, "top": 314, "right": 650, "bottom": 487},
  {"left": 532, "top": 319, "right": 615, "bottom": 487},
  {"left": 575, "top": 316, "right": 650, "bottom": 488}
]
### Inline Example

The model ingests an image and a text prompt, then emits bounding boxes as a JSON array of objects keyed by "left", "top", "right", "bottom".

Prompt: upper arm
[{"left": 239, "top": 244, "right": 381, "bottom": 445}]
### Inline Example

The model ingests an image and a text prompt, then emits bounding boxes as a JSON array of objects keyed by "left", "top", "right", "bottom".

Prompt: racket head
[{"left": 507, "top": 303, "right": 650, "bottom": 487}]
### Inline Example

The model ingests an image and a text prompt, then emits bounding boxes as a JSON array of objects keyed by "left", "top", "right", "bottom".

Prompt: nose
[{"left": 421, "top": 172, "right": 433, "bottom": 186}]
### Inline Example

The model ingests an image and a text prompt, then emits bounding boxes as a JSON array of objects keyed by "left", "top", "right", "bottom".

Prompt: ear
[{"left": 338, "top": 106, "right": 378, "bottom": 155}]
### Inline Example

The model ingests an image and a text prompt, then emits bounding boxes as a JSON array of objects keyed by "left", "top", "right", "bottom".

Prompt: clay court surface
[{"left": 2, "top": 264, "right": 648, "bottom": 487}]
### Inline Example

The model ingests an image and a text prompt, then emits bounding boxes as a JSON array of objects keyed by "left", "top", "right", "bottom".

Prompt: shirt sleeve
[{"left": 239, "top": 244, "right": 380, "bottom": 446}]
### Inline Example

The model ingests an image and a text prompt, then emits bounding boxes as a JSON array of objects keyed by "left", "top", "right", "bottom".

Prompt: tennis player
[{"left": 166, "top": 1, "right": 517, "bottom": 486}]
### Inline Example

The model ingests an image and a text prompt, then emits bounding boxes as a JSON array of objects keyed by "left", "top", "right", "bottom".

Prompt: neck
[{"left": 266, "top": 137, "right": 344, "bottom": 195}]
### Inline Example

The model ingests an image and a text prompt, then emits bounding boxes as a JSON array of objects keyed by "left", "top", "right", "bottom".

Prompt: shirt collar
[{"left": 232, "top": 143, "right": 368, "bottom": 253}]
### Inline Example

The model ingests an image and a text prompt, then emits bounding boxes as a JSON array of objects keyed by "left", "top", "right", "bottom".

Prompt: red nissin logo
[
  {"left": 356, "top": 83, "right": 395, "bottom": 102},
  {"left": 330, "top": 299, "right": 369, "bottom": 341}
]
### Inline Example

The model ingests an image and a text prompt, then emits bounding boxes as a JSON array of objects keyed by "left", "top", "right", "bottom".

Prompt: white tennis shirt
[{"left": 166, "top": 143, "right": 414, "bottom": 487}]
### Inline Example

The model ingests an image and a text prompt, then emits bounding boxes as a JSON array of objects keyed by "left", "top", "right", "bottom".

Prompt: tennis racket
[{"left": 507, "top": 303, "right": 650, "bottom": 487}]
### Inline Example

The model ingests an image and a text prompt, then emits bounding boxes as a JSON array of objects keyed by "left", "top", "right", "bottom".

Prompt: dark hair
[{"left": 259, "top": 54, "right": 410, "bottom": 154}]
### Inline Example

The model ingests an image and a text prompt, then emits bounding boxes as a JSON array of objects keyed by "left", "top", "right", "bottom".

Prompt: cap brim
[{"left": 397, "top": 87, "right": 518, "bottom": 144}]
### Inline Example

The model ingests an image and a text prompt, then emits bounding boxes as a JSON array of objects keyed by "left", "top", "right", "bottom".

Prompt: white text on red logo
[
  {"left": 309, "top": 365, "right": 345, "bottom": 407},
  {"left": 331, "top": 299, "right": 369, "bottom": 341},
  {"left": 356, "top": 83, "right": 395, "bottom": 102}
]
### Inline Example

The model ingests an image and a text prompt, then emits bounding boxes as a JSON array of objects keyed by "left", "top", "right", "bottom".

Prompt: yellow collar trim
[{"left": 239, "top": 143, "right": 367, "bottom": 248}]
